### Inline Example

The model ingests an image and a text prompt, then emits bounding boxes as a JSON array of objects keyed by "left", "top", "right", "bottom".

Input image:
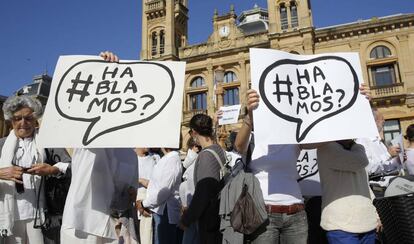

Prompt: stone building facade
[{"left": 141, "top": 0, "right": 414, "bottom": 146}]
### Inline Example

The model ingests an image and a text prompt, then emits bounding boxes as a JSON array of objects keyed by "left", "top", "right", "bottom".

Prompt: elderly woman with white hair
[{"left": 0, "top": 95, "right": 71, "bottom": 244}]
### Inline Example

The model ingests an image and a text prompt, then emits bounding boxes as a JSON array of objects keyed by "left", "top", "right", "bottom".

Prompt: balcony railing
[
  {"left": 145, "top": 0, "right": 165, "bottom": 13},
  {"left": 371, "top": 83, "right": 405, "bottom": 98}
]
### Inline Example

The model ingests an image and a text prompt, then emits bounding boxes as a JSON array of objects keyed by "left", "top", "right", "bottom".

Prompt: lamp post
[{"left": 214, "top": 66, "right": 227, "bottom": 148}]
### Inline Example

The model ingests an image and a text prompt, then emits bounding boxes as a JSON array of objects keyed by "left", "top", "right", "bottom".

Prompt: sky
[{"left": 1, "top": 0, "right": 413, "bottom": 96}]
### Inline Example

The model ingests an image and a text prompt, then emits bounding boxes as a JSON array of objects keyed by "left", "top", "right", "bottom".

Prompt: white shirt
[
  {"left": 356, "top": 137, "right": 401, "bottom": 175},
  {"left": 179, "top": 150, "right": 198, "bottom": 207},
  {"left": 182, "top": 149, "right": 197, "bottom": 169},
  {"left": 251, "top": 144, "right": 303, "bottom": 205},
  {"left": 14, "top": 138, "right": 39, "bottom": 221},
  {"left": 62, "top": 148, "right": 138, "bottom": 240},
  {"left": 143, "top": 151, "right": 182, "bottom": 224},
  {"left": 405, "top": 148, "right": 414, "bottom": 175},
  {"left": 138, "top": 154, "right": 157, "bottom": 181}
]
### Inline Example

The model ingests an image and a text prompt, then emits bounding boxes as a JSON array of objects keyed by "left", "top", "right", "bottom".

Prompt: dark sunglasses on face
[{"left": 11, "top": 115, "right": 35, "bottom": 122}]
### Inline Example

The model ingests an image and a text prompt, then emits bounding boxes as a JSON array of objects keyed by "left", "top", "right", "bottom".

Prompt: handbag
[
  {"left": 34, "top": 148, "right": 71, "bottom": 230},
  {"left": 230, "top": 183, "right": 266, "bottom": 234}
]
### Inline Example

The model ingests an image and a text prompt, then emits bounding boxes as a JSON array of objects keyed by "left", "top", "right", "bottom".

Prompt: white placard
[
  {"left": 297, "top": 149, "right": 321, "bottom": 196},
  {"left": 250, "top": 48, "right": 378, "bottom": 144},
  {"left": 391, "top": 134, "right": 405, "bottom": 164},
  {"left": 38, "top": 55, "right": 186, "bottom": 148},
  {"left": 218, "top": 104, "right": 242, "bottom": 125}
]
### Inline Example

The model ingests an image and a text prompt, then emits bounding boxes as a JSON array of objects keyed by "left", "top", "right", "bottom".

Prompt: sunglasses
[{"left": 11, "top": 115, "right": 35, "bottom": 122}]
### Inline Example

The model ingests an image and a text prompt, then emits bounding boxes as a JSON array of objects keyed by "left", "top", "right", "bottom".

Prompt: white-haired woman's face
[{"left": 11, "top": 107, "right": 37, "bottom": 138}]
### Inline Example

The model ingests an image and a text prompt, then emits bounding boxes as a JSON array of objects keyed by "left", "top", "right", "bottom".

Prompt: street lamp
[{"left": 214, "top": 66, "right": 227, "bottom": 147}]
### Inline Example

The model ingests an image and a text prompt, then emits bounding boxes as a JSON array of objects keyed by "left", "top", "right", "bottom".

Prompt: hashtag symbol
[
  {"left": 66, "top": 72, "right": 94, "bottom": 102},
  {"left": 272, "top": 74, "right": 293, "bottom": 105}
]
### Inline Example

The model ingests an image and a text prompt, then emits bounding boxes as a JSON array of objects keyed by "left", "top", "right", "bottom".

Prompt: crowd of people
[{"left": 1, "top": 51, "right": 414, "bottom": 244}]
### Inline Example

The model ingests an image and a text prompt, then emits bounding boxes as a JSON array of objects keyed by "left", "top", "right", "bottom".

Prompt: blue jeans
[
  {"left": 326, "top": 230, "right": 376, "bottom": 244},
  {"left": 182, "top": 223, "right": 199, "bottom": 244},
  {"left": 153, "top": 207, "right": 177, "bottom": 244},
  {"left": 247, "top": 210, "right": 308, "bottom": 244}
]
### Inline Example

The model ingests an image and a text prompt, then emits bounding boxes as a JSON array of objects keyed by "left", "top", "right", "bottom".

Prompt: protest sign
[
  {"left": 297, "top": 149, "right": 321, "bottom": 196},
  {"left": 218, "top": 104, "right": 241, "bottom": 125},
  {"left": 250, "top": 48, "right": 378, "bottom": 144},
  {"left": 38, "top": 55, "right": 185, "bottom": 148}
]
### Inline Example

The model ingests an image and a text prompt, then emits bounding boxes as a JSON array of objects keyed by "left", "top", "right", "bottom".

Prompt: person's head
[
  {"left": 189, "top": 114, "right": 214, "bottom": 143},
  {"left": 405, "top": 124, "right": 414, "bottom": 142},
  {"left": 372, "top": 108, "right": 385, "bottom": 133},
  {"left": 225, "top": 131, "right": 238, "bottom": 151},
  {"left": 186, "top": 137, "right": 201, "bottom": 152},
  {"left": 3, "top": 95, "right": 43, "bottom": 139}
]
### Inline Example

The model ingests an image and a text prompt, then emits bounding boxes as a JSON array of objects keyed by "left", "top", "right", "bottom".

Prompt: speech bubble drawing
[
  {"left": 55, "top": 60, "right": 175, "bottom": 146},
  {"left": 297, "top": 149, "right": 318, "bottom": 182},
  {"left": 259, "top": 56, "right": 359, "bottom": 143}
]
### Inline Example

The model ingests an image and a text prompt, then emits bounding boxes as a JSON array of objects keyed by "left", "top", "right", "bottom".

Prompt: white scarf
[{"left": 0, "top": 130, "right": 45, "bottom": 236}]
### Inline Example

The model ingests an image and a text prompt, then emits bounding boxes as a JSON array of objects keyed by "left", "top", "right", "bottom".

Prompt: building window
[
  {"left": 223, "top": 71, "right": 237, "bottom": 83},
  {"left": 280, "top": 4, "right": 288, "bottom": 30},
  {"left": 190, "top": 93, "right": 207, "bottom": 110},
  {"left": 290, "top": 2, "right": 298, "bottom": 28},
  {"left": 371, "top": 65, "right": 396, "bottom": 87},
  {"left": 224, "top": 87, "right": 239, "bottom": 106},
  {"left": 191, "top": 76, "right": 205, "bottom": 88},
  {"left": 189, "top": 76, "right": 207, "bottom": 111},
  {"left": 383, "top": 119, "right": 401, "bottom": 144},
  {"left": 370, "top": 45, "right": 391, "bottom": 59},
  {"left": 368, "top": 45, "right": 399, "bottom": 87},
  {"left": 151, "top": 32, "right": 157, "bottom": 56},
  {"left": 222, "top": 71, "right": 239, "bottom": 106},
  {"left": 159, "top": 30, "right": 165, "bottom": 55}
]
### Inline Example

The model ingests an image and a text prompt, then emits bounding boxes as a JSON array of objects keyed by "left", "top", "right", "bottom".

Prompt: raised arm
[{"left": 234, "top": 89, "right": 259, "bottom": 155}]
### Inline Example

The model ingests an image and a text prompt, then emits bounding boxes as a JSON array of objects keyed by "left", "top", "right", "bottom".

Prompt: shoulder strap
[
  {"left": 204, "top": 148, "right": 225, "bottom": 169},
  {"left": 204, "top": 148, "right": 227, "bottom": 179}
]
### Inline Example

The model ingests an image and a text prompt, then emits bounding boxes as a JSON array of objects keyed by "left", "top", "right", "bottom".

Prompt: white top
[
  {"left": 143, "top": 151, "right": 182, "bottom": 224},
  {"left": 62, "top": 148, "right": 138, "bottom": 240},
  {"left": 405, "top": 148, "right": 414, "bottom": 175},
  {"left": 251, "top": 144, "right": 303, "bottom": 205},
  {"left": 138, "top": 154, "right": 157, "bottom": 180},
  {"left": 179, "top": 151, "right": 197, "bottom": 207},
  {"left": 356, "top": 137, "right": 401, "bottom": 175},
  {"left": 14, "top": 138, "right": 38, "bottom": 221},
  {"left": 318, "top": 142, "right": 377, "bottom": 233}
]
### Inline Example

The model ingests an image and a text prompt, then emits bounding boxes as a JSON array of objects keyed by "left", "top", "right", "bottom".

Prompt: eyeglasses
[{"left": 11, "top": 115, "right": 35, "bottom": 122}]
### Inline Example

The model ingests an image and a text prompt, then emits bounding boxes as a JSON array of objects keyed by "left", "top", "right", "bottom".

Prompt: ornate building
[{"left": 143, "top": 0, "right": 413, "bottom": 146}]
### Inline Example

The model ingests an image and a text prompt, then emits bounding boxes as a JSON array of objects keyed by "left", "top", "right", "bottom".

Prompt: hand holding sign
[{"left": 250, "top": 48, "right": 378, "bottom": 145}]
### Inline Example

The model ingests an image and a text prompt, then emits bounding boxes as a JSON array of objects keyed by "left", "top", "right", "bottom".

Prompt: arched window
[
  {"left": 223, "top": 71, "right": 237, "bottom": 83},
  {"left": 151, "top": 32, "right": 157, "bottom": 56},
  {"left": 159, "top": 30, "right": 165, "bottom": 55},
  {"left": 189, "top": 77, "right": 207, "bottom": 110},
  {"left": 280, "top": 4, "right": 288, "bottom": 30},
  {"left": 191, "top": 76, "right": 205, "bottom": 88},
  {"left": 290, "top": 1, "right": 298, "bottom": 28},
  {"left": 370, "top": 45, "right": 391, "bottom": 59},
  {"left": 368, "top": 45, "right": 398, "bottom": 87}
]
